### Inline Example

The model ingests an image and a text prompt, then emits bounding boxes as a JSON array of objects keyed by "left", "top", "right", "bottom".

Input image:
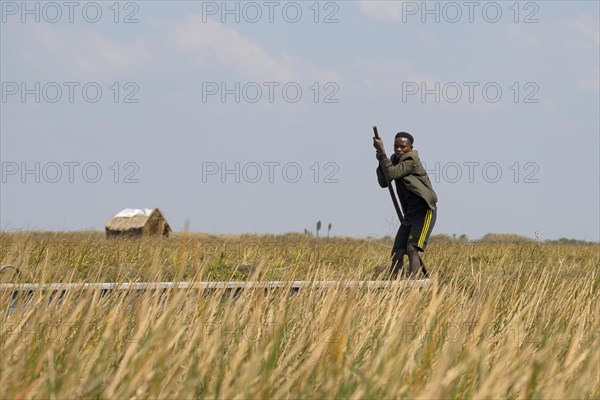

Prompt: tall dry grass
[{"left": 0, "top": 232, "right": 598, "bottom": 398}]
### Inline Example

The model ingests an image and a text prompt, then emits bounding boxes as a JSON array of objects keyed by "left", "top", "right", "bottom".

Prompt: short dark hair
[{"left": 395, "top": 131, "right": 414, "bottom": 145}]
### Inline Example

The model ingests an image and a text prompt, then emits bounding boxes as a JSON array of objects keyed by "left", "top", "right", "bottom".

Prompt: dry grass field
[{"left": 0, "top": 232, "right": 598, "bottom": 399}]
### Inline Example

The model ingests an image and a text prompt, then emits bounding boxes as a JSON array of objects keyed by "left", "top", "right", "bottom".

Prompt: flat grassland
[{"left": 1, "top": 232, "right": 598, "bottom": 398}]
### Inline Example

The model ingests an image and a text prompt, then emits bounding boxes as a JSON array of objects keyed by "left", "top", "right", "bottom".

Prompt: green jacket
[{"left": 376, "top": 150, "right": 438, "bottom": 211}]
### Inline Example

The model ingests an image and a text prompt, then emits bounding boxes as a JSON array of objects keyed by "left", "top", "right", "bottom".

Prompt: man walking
[{"left": 373, "top": 131, "right": 438, "bottom": 278}]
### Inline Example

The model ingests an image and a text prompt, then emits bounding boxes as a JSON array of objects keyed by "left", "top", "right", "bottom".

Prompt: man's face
[{"left": 394, "top": 137, "right": 413, "bottom": 157}]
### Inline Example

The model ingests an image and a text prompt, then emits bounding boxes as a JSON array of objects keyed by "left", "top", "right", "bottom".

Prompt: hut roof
[{"left": 105, "top": 208, "right": 168, "bottom": 232}]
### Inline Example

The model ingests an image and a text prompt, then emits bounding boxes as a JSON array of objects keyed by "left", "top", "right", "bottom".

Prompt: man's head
[{"left": 394, "top": 131, "right": 414, "bottom": 157}]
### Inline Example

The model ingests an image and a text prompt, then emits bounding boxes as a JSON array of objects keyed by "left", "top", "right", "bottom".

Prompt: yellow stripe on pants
[{"left": 418, "top": 209, "right": 432, "bottom": 248}]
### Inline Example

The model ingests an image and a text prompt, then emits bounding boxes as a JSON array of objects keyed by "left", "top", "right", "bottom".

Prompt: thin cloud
[
  {"left": 7, "top": 18, "right": 336, "bottom": 84},
  {"left": 7, "top": 23, "right": 149, "bottom": 81},
  {"left": 504, "top": 14, "right": 598, "bottom": 93},
  {"left": 173, "top": 15, "right": 296, "bottom": 82},
  {"left": 358, "top": 0, "right": 406, "bottom": 22},
  {"left": 349, "top": 59, "right": 435, "bottom": 96}
]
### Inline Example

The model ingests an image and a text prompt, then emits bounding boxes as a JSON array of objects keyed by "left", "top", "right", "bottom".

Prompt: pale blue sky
[{"left": 1, "top": 1, "right": 599, "bottom": 241}]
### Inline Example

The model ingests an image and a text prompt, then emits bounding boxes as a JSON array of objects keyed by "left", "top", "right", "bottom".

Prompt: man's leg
[
  {"left": 390, "top": 224, "right": 410, "bottom": 278},
  {"left": 406, "top": 245, "right": 421, "bottom": 276},
  {"left": 390, "top": 248, "right": 406, "bottom": 277},
  {"left": 406, "top": 208, "right": 437, "bottom": 278}
]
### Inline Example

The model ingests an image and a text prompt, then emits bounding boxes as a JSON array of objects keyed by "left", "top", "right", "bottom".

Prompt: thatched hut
[{"left": 105, "top": 208, "right": 171, "bottom": 238}]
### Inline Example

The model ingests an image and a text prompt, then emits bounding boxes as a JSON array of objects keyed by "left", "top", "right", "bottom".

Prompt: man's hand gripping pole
[{"left": 373, "top": 126, "right": 406, "bottom": 226}]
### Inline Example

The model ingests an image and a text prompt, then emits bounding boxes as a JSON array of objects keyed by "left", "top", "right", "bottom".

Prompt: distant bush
[
  {"left": 545, "top": 238, "right": 596, "bottom": 245},
  {"left": 280, "top": 231, "right": 314, "bottom": 240},
  {"left": 429, "top": 234, "right": 456, "bottom": 244},
  {"left": 478, "top": 233, "right": 535, "bottom": 243}
]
